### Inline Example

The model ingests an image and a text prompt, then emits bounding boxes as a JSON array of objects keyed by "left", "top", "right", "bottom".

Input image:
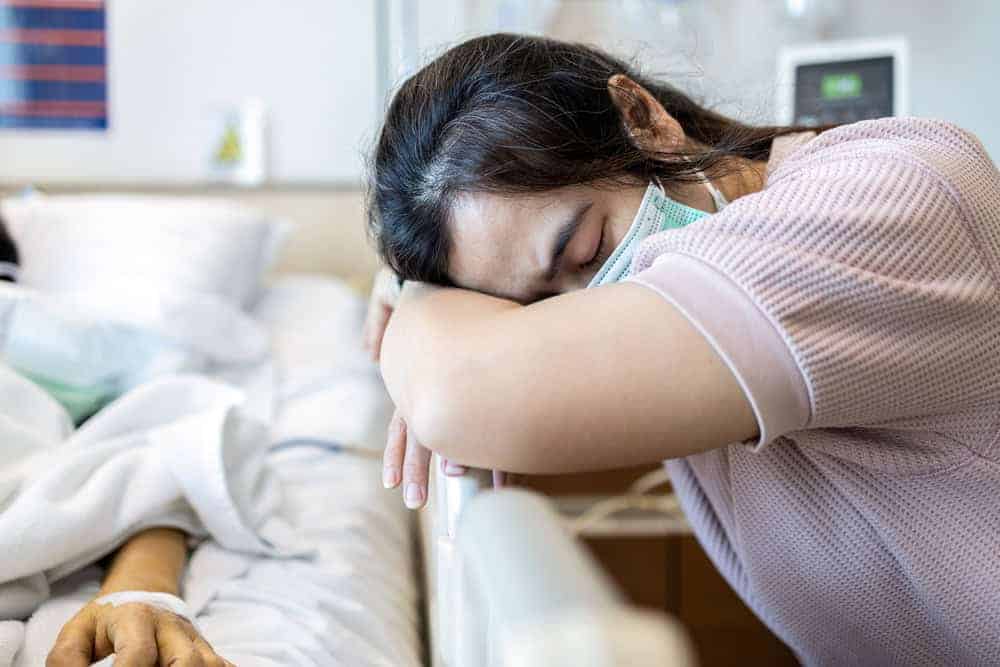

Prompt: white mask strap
[{"left": 696, "top": 171, "right": 728, "bottom": 212}]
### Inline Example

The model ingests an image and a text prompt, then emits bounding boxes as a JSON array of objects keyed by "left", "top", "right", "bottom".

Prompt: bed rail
[{"left": 422, "top": 458, "right": 695, "bottom": 667}]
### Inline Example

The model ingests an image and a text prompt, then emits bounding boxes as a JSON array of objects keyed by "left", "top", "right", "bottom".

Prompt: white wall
[
  {"left": 830, "top": 0, "right": 1000, "bottom": 158},
  {"left": 0, "top": 1, "right": 378, "bottom": 185},
  {"left": 399, "top": 0, "right": 1000, "bottom": 159}
]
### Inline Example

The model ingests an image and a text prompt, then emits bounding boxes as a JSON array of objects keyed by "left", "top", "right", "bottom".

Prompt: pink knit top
[{"left": 627, "top": 118, "right": 1000, "bottom": 665}]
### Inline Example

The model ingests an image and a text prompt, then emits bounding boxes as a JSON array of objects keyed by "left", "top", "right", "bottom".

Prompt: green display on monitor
[{"left": 821, "top": 72, "right": 863, "bottom": 99}]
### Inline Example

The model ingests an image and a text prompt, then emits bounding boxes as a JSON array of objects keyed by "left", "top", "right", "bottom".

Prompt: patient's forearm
[{"left": 99, "top": 527, "right": 188, "bottom": 595}]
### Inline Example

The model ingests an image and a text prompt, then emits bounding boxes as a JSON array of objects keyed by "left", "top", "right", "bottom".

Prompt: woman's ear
[{"left": 608, "top": 74, "right": 685, "bottom": 155}]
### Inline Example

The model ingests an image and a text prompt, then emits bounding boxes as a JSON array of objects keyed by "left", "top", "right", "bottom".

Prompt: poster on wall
[{"left": 0, "top": 0, "right": 107, "bottom": 130}]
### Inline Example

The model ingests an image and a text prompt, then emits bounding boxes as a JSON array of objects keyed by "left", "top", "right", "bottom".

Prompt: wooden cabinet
[{"left": 519, "top": 467, "right": 800, "bottom": 667}]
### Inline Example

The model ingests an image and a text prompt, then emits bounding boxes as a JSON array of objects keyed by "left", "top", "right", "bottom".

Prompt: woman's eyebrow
[{"left": 544, "top": 201, "right": 593, "bottom": 282}]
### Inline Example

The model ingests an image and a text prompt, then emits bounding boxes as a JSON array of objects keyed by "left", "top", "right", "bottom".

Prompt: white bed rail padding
[
  {"left": 425, "top": 461, "right": 494, "bottom": 667},
  {"left": 500, "top": 607, "right": 695, "bottom": 667},
  {"left": 454, "top": 488, "right": 696, "bottom": 667}
]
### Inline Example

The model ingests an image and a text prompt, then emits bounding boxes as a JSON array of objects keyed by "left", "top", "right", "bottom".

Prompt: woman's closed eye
[{"left": 581, "top": 217, "right": 610, "bottom": 271}]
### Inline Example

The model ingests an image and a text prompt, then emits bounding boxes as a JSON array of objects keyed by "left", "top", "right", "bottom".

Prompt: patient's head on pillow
[{"left": 0, "top": 214, "right": 18, "bottom": 282}]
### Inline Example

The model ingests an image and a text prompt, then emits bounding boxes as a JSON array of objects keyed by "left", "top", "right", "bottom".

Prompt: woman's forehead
[{"left": 447, "top": 190, "right": 580, "bottom": 295}]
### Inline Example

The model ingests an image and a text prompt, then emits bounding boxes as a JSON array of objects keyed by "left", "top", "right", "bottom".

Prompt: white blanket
[
  {"left": 0, "top": 278, "right": 416, "bottom": 666},
  {"left": 0, "top": 365, "right": 288, "bottom": 648}
]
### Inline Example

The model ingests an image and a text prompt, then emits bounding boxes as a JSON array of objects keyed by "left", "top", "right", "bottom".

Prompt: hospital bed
[{"left": 0, "top": 188, "right": 694, "bottom": 666}]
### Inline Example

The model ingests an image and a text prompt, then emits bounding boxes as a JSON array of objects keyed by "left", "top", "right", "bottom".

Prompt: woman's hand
[
  {"left": 47, "top": 598, "right": 231, "bottom": 667},
  {"left": 382, "top": 409, "right": 509, "bottom": 510},
  {"left": 382, "top": 409, "right": 466, "bottom": 509},
  {"left": 362, "top": 267, "right": 403, "bottom": 361},
  {"left": 378, "top": 281, "right": 511, "bottom": 508}
]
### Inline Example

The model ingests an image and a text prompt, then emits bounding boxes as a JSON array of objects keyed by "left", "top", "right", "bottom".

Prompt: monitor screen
[{"left": 793, "top": 56, "right": 893, "bottom": 126}]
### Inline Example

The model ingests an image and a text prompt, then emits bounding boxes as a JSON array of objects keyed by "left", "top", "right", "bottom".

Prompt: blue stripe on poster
[
  {"left": 0, "top": 79, "right": 105, "bottom": 101},
  {"left": 0, "top": 7, "right": 105, "bottom": 31},
  {"left": 0, "top": 43, "right": 105, "bottom": 66},
  {"left": 0, "top": 115, "right": 106, "bottom": 129}
]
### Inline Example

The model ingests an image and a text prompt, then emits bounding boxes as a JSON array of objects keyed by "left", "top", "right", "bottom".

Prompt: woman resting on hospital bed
[{"left": 0, "top": 215, "right": 238, "bottom": 666}]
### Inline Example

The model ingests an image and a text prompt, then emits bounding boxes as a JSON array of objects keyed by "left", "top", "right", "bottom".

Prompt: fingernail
[
  {"left": 404, "top": 482, "right": 424, "bottom": 509},
  {"left": 383, "top": 467, "right": 399, "bottom": 488},
  {"left": 444, "top": 462, "right": 467, "bottom": 476}
]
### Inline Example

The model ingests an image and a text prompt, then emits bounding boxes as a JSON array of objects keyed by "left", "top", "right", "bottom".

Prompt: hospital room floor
[{"left": 520, "top": 467, "right": 800, "bottom": 667}]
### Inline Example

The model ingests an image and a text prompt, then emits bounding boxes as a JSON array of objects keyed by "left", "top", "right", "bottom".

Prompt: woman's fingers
[
  {"left": 105, "top": 605, "right": 158, "bottom": 666},
  {"left": 441, "top": 457, "right": 467, "bottom": 476},
  {"left": 383, "top": 410, "right": 432, "bottom": 508},
  {"left": 46, "top": 610, "right": 96, "bottom": 667},
  {"left": 382, "top": 411, "right": 406, "bottom": 489},
  {"left": 402, "top": 424, "right": 432, "bottom": 509}
]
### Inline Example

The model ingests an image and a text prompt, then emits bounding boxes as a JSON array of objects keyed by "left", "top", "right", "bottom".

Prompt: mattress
[{"left": 189, "top": 274, "right": 421, "bottom": 666}]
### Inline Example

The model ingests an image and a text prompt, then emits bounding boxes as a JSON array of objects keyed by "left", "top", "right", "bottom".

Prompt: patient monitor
[{"left": 777, "top": 37, "right": 909, "bottom": 127}]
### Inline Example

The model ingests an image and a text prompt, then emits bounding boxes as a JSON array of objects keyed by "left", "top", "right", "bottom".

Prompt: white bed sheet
[
  {"left": 7, "top": 275, "right": 420, "bottom": 666},
  {"left": 191, "top": 274, "right": 421, "bottom": 666},
  {"left": 186, "top": 445, "right": 421, "bottom": 667}
]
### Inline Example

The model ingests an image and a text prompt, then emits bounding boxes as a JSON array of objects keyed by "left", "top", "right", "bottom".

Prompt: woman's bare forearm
[
  {"left": 380, "top": 282, "right": 757, "bottom": 473},
  {"left": 379, "top": 282, "right": 516, "bottom": 434},
  {"left": 99, "top": 527, "right": 188, "bottom": 596}
]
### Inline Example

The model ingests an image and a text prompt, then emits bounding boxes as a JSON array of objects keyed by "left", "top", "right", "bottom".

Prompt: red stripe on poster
[
  {"left": 0, "top": 65, "right": 105, "bottom": 81},
  {"left": 0, "top": 29, "right": 104, "bottom": 47},
  {"left": 0, "top": 100, "right": 106, "bottom": 117}
]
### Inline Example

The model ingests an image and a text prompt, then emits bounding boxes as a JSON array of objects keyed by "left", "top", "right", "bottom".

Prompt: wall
[
  {"left": 0, "top": 1, "right": 378, "bottom": 185},
  {"left": 402, "top": 0, "right": 1000, "bottom": 158},
  {"left": 830, "top": 0, "right": 1000, "bottom": 158}
]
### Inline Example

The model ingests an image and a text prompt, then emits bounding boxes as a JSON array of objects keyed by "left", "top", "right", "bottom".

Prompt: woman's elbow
[{"left": 405, "top": 368, "right": 473, "bottom": 461}]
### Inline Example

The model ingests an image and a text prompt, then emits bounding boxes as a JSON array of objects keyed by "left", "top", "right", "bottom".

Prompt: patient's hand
[
  {"left": 47, "top": 528, "right": 230, "bottom": 666},
  {"left": 47, "top": 598, "right": 232, "bottom": 667}
]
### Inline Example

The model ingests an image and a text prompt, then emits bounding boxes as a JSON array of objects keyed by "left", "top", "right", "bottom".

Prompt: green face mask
[
  {"left": 1, "top": 299, "right": 170, "bottom": 425},
  {"left": 13, "top": 369, "right": 116, "bottom": 424},
  {"left": 587, "top": 176, "right": 729, "bottom": 287}
]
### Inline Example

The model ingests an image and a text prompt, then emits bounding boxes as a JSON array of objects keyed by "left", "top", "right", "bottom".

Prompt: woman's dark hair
[{"left": 368, "top": 33, "right": 819, "bottom": 286}]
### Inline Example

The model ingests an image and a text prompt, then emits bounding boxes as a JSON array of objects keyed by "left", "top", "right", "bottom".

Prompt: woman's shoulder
[
  {"left": 772, "top": 117, "right": 995, "bottom": 184},
  {"left": 769, "top": 118, "right": 999, "bottom": 232}
]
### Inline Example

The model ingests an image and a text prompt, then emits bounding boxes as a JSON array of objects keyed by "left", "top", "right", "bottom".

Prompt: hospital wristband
[{"left": 93, "top": 591, "right": 199, "bottom": 629}]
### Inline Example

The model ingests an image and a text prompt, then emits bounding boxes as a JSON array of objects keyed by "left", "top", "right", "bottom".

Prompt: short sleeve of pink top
[{"left": 627, "top": 117, "right": 1000, "bottom": 666}]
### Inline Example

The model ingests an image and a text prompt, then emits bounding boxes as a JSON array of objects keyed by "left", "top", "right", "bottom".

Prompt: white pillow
[
  {"left": 0, "top": 193, "right": 288, "bottom": 308},
  {"left": 252, "top": 274, "right": 368, "bottom": 375}
]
